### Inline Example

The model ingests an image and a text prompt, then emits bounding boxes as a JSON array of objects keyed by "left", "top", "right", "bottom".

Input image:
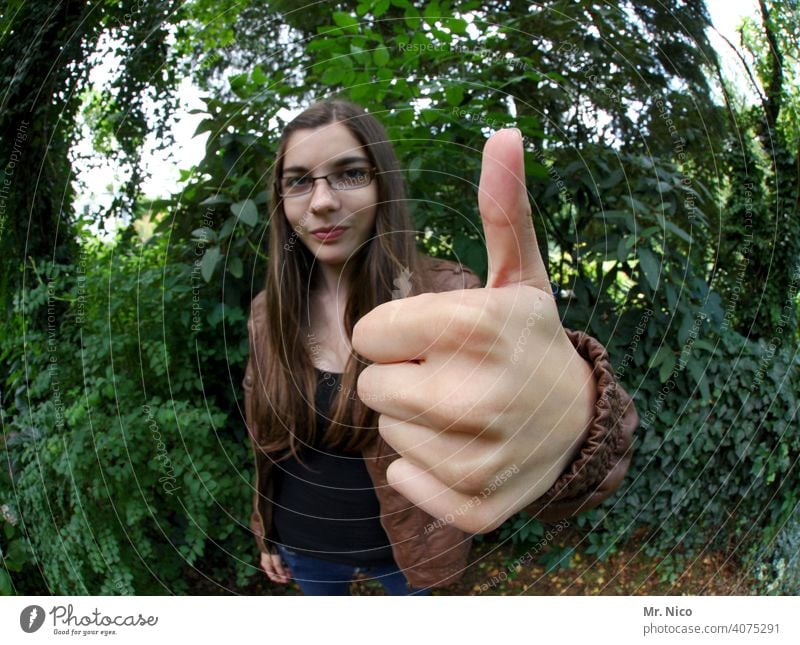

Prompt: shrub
[
  {"left": 1, "top": 233, "right": 256, "bottom": 594},
  {"left": 751, "top": 502, "right": 800, "bottom": 595}
]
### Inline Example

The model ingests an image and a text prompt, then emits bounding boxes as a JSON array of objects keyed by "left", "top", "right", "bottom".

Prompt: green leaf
[
  {"left": 333, "top": 11, "right": 359, "bottom": 31},
  {"left": 395, "top": 108, "right": 414, "bottom": 126},
  {"left": 199, "top": 195, "right": 231, "bottom": 207},
  {"left": 0, "top": 568, "right": 12, "bottom": 595},
  {"left": 228, "top": 257, "right": 243, "bottom": 279},
  {"left": 621, "top": 194, "right": 650, "bottom": 215},
  {"left": 350, "top": 81, "right": 373, "bottom": 103},
  {"left": 444, "top": 17, "right": 468, "bottom": 34},
  {"left": 648, "top": 345, "right": 672, "bottom": 370},
  {"left": 423, "top": 1, "right": 440, "bottom": 20},
  {"left": 420, "top": 108, "right": 439, "bottom": 124},
  {"left": 193, "top": 119, "right": 217, "bottom": 138},
  {"left": 321, "top": 65, "right": 344, "bottom": 85},
  {"left": 665, "top": 282, "right": 677, "bottom": 311},
  {"left": 349, "top": 44, "right": 369, "bottom": 65},
  {"left": 640, "top": 225, "right": 661, "bottom": 239},
  {"left": 538, "top": 545, "right": 575, "bottom": 573},
  {"left": 201, "top": 247, "right": 221, "bottom": 283},
  {"left": 687, "top": 359, "right": 704, "bottom": 386},
  {"left": 251, "top": 65, "right": 268, "bottom": 85},
  {"left": 601, "top": 209, "right": 636, "bottom": 232},
  {"left": 598, "top": 169, "right": 625, "bottom": 189},
  {"left": 445, "top": 85, "right": 464, "bottom": 107},
  {"left": 231, "top": 199, "right": 258, "bottom": 227},
  {"left": 677, "top": 314, "right": 694, "bottom": 345},
  {"left": 663, "top": 218, "right": 693, "bottom": 243},
  {"left": 408, "top": 156, "right": 423, "bottom": 181},
  {"left": 659, "top": 352, "right": 676, "bottom": 382},
  {"left": 307, "top": 38, "right": 334, "bottom": 53},
  {"left": 373, "top": 45, "right": 390, "bottom": 67},
  {"left": 692, "top": 339, "right": 715, "bottom": 352},
  {"left": 616, "top": 236, "right": 630, "bottom": 263},
  {"left": 229, "top": 73, "right": 250, "bottom": 99},
  {"left": 404, "top": 5, "right": 421, "bottom": 28},
  {"left": 191, "top": 227, "right": 217, "bottom": 244},
  {"left": 218, "top": 217, "right": 236, "bottom": 241},
  {"left": 637, "top": 248, "right": 660, "bottom": 291}
]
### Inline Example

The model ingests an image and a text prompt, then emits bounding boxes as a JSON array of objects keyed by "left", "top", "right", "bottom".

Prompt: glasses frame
[{"left": 278, "top": 166, "right": 378, "bottom": 198}]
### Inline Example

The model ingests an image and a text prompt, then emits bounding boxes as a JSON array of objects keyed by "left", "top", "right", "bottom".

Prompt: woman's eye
[
  {"left": 332, "top": 168, "right": 369, "bottom": 188},
  {"left": 286, "top": 176, "right": 309, "bottom": 187}
]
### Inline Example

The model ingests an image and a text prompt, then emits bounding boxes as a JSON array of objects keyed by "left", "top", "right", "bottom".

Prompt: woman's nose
[{"left": 308, "top": 178, "right": 340, "bottom": 213}]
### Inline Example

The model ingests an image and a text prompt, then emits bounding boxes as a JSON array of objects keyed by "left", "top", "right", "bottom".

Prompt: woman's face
[{"left": 280, "top": 122, "right": 378, "bottom": 273}]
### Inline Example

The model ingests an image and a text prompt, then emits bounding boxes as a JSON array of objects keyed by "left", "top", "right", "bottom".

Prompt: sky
[{"left": 72, "top": 0, "right": 762, "bottom": 235}]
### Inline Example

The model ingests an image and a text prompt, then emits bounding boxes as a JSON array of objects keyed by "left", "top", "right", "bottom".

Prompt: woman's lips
[{"left": 311, "top": 227, "right": 346, "bottom": 241}]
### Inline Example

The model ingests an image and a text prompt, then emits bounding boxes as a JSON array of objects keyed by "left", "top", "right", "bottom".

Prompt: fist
[{"left": 353, "top": 129, "right": 595, "bottom": 534}]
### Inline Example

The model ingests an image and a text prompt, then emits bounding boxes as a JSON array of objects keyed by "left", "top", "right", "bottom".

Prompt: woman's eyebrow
[{"left": 283, "top": 156, "right": 370, "bottom": 173}]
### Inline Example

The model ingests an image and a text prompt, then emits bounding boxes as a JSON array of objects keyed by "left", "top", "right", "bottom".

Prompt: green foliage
[
  {"left": 751, "top": 502, "right": 800, "bottom": 594},
  {"left": 1, "top": 233, "right": 256, "bottom": 594},
  {"left": 0, "top": 458, "right": 44, "bottom": 595},
  {"left": 712, "top": 1, "right": 800, "bottom": 340},
  {"left": 173, "top": 0, "right": 725, "bottom": 288},
  {"left": 166, "top": 0, "right": 798, "bottom": 580},
  {"left": 4, "top": 0, "right": 799, "bottom": 594},
  {"left": 576, "top": 321, "right": 799, "bottom": 566},
  {"left": 0, "top": 1, "right": 181, "bottom": 313}
]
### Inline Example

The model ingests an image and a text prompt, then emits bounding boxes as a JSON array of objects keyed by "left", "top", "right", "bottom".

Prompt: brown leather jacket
[{"left": 243, "top": 257, "right": 639, "bottom": 589}]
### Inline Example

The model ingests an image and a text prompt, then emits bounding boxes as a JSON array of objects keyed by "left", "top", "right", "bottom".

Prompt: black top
[{"left": 271, "top": 368, "right": 395, "bottom": 565}]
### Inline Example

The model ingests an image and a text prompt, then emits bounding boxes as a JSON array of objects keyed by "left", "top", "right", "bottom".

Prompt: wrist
[{"left": 524, "top": 329, "right": 629, "bottom": 519}]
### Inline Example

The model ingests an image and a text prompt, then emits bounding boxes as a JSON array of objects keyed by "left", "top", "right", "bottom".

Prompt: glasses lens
[
  {"left": 280, "top": 176, "right": 311, "bottom": 197},
  {"left": 279, "top": 168, "right": 374, "bottom": 197},
  {"left": 330, "top": 168, "right": 372, "bottom": 190}
]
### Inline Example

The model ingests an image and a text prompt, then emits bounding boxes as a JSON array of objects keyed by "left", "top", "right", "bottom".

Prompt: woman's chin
[{"left": 310, "top": 247, "right": 353, "bottom": 269}]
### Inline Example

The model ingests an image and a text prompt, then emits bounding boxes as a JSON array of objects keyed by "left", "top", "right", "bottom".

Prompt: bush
[
  {"left": 751, "top": 502, "right": 800, "bottom": 595},
  {"left": 562, "top": 314, "right": 800, "bottom": 571},
  {"left": 1, "top": 232, "right": 256, "bottom": 594}
]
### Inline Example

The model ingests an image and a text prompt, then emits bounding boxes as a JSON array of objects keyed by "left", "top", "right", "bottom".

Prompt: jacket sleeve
[
  {"left": 459, "top": 265, "right": 638, "bottom": 521},
  {"left": 243, "top": 311, "right": 272, "bottom": 555}
]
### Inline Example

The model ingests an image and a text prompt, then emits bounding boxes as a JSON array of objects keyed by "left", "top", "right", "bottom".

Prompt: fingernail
[{"left": 510, "top": 127, "right": 523, "bottom": 140}]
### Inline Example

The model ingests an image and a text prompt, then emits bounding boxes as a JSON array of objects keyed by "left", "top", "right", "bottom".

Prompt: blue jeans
[{"left": 276, "top": 544, "right": 431, "bottom": 596}]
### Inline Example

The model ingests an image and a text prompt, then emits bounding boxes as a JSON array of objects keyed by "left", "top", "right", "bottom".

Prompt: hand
[
  {"left": 352, "top": 128, "right": 596, "bottom": 534},
  {"left": 261, "top": 551, "right": 292, "bottom": 585}
]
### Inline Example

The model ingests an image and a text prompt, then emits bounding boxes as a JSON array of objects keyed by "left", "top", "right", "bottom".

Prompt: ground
[{"left": 241, "top": 526, "right": 755, "bottom": 596}]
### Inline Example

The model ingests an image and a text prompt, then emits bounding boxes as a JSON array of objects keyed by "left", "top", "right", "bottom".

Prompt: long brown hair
[{"left": 252, "top": 99, "right": 431, "bottom": 458}]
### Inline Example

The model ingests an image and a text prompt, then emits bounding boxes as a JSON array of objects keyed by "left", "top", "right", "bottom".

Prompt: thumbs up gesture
[{"left": 352, "top": 129, "right": 596, "bottom": 534}]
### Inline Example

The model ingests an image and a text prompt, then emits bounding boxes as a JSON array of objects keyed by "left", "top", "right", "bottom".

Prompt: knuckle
[
  {"left": 377, "top": 416, "right": 399, "bottom": 447},
  {"left": 446, "top": 453, "right": 500, "bottom": 495},
  {"left": 452, "top": 504, "right": 496, "bottom": 534},
  {"left": 437, "top": 304, "right": 494, "bottom": 354},
  {"left": 355, "top": 366, "right": 375, "bottom": 402}
]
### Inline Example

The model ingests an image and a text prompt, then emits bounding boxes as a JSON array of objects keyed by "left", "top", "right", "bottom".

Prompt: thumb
[{"left": 478, "top": 128, "right": 550, "bottom": 291}]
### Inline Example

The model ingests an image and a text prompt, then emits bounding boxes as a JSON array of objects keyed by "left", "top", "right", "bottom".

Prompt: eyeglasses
[{"left": 278, "top": 167, "right": 377, "bottom": 198}]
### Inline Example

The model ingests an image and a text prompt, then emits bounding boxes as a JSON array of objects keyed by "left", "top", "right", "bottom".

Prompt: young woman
[{"left": 242, "top": 99, "right": 638, "bottom": 595}]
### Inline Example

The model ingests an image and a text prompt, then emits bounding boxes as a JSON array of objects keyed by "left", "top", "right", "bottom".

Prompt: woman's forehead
[{"left": 283, "top": 122, "right": 369, "bottom": 171}]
